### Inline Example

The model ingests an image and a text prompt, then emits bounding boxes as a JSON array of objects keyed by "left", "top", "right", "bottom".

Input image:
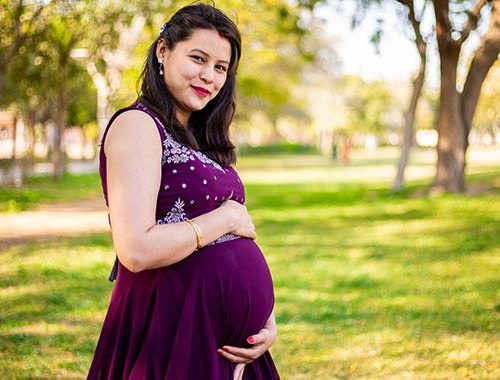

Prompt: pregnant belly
[{"left": 170, "top": 237, "right": 276, "bottom": 345}]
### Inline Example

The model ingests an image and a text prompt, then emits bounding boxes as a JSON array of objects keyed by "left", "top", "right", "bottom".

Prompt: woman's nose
[{"left": 200, "top": 66, "right": 214, "bottom": 83}]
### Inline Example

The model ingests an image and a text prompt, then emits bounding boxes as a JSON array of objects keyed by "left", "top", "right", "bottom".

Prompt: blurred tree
[
  {"left": 1, "top": 0, "right": 328, "bottom": 181},
  {"left": 39, "top": 2, "right": 87, "bottom": 179},
  {"left": 338, "top": 0, "right": 499, "bottom": 193},
  {"left": 340, "top": 76, "right": 393, "bottom": 135},
  {"left": 0, "top": 0, "right": 47, "bottom": 94},
  {"left": 219, "top": 0, "right": 319, "bottom": 141},
  {"left": 392, "top": 0, "right": 428, "bottom": 192},
  {"left": 321, "top": 0, "right": 429, "bottom": 189},
  {"left": 431, "top": 0, "right": 499, "bottom": 193},
  {"left": 78, "top": 0, "right": 172, "bottom": 138}
]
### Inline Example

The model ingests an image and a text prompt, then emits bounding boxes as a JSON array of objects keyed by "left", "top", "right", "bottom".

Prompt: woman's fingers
[
  {"left": 233, "top": 363, "right": 246, "bottom": 380},
  {"left": 219, "top": 345, "right": 263, "bottom": 361},
  {"left": 217, "top": 348, "right": 253, "bottom": 363},
  {"left": 218, "top": 326, "right": 276, "bottom": 365},
  {"left": 247, "top": 328, "right": 272, "bottom": 345}
]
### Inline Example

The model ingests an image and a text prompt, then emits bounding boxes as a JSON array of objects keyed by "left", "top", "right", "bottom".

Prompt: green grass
[
  {"left": 0, "top": 148, "right": 499, "bottom": 378},
  {"left": 0, "top": 173, "right": 101, "bottom": 212}
]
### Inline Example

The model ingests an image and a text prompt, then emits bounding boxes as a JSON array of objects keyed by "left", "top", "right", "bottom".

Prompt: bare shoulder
[{"left": 104, "top": 109, "right": 162, "bottom": 157}]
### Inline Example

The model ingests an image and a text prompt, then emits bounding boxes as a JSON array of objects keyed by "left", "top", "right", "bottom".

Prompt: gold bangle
[{"left": 186, "top": 219, "right": 203, "bottom": 251}]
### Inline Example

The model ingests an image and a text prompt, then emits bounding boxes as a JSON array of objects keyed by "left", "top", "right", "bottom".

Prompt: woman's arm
[{"left": 105, "top": 110, "right": 246, "bottom": 272}]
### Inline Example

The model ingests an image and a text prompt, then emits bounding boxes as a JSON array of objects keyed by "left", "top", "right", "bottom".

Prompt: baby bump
[{"left": 187, "top": 237, "right": 275, "bottom": 345}]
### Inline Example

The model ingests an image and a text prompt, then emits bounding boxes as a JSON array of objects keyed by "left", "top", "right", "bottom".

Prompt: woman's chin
[{"left": 187, "top": 100, "right": 210, "bottom": 112}]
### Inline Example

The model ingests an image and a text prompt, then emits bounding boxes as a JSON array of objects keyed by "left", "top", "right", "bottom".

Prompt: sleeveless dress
[{"left": 87, "top": 103, "right": 280, "bottom": 379}]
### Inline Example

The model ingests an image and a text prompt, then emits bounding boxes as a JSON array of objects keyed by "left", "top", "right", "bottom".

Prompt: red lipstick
[{"left": 191, "top": 85, "right": 211, "bottom": 97}]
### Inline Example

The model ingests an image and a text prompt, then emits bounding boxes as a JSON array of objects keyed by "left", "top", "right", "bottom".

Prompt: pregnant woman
[{"left": 87, "top": 4, "right": 280, "bottom": 380}]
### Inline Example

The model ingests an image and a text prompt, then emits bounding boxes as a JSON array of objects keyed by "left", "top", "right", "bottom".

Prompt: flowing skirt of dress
[{"left": 87, "top": 237, "right": 280, "bottom": 379}]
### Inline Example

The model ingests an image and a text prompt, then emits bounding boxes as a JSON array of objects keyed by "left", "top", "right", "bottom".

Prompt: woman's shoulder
[{"left": 104, "top": 106, "right": 162, "bottom": 156}]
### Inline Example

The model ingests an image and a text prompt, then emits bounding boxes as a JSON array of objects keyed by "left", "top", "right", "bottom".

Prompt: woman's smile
[{"left": 191, "top": 85, "right": 211, "bottom": 97}]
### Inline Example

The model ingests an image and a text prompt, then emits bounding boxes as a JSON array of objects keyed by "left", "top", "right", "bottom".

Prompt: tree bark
[
  {"left": 432, "top": 0, "right": 500, "bottom": 193},
  {"left": 433, "top": 0, "right": 466, "bottom": 193}
]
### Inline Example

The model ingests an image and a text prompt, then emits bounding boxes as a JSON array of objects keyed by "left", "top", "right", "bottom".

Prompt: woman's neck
[{"left": 176, "top": 109, "right": 190, "bottom": 127}]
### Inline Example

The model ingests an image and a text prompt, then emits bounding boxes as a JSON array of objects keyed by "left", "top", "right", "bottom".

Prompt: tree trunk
[
  {"left": 393, "top": 58, "right": 425, "bottom": 191},
  {"left": 393, "top": 0, "right": 427, "bottom": 191},
  {"left": 433, "top": 47, "right": 466, "bottom": 193},
  {"left": 432, "top": 0, "right": 500, "bottom": 193},
  {"left": 52, "top": 93, "right": 68, "bottom": 180},
  {"left": 10, "top": 114, "right": 18, "bottom": 160},
  {"left": 86, "top": 61, "right": 110, "bottom": 141},
  {"left": 23, "top": 112, "right": 37, "bottom": 177},
  {"left": 432, "top": 0, "right": 466, "bottom": 193}
]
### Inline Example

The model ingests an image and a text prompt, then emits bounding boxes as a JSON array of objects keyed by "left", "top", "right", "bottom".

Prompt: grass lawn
[
  {"left": 0, "top": 173, "right": 101, "bottom": 212},
  {"left": 0, "top": 147, "right": 499, "bottom": 378}
]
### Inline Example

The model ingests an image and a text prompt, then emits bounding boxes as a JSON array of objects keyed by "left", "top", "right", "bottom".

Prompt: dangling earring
[{"left": 158, "top": 58, "right": 164, "bottom": 76}]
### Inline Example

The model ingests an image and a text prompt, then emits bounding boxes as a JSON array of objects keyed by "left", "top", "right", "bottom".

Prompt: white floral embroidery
[
  {"left": 210, "top": 233, "right": 241, "bottom": 245},
  {"left": 161, "top": 134, "right": 226, "bottom": 173},
  {"left": 192, "top": 150, "right": 226, "bottom": 173},
  {"left": 157, "top": 198, "right": 187, "bottom": 224},
  {"left": 163, "top": 136, "right": 196, "bottom": 165},
  {"left": 133, "top": 104, "right": 226, "bottom": 172}
]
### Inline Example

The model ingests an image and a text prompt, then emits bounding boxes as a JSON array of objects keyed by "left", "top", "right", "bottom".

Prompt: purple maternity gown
[{"left": 87, "top": 103, "right": 280, "bottom": 379}]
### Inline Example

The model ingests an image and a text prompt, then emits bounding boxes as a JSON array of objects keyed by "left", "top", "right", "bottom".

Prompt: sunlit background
[{"left": 0, "top": 0, "right": 499, "bottom": 378}]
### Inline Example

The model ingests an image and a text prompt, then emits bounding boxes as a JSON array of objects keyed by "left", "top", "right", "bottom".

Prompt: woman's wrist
[{"left": 185, "top": 219, "right": 203, "bottom": 250}]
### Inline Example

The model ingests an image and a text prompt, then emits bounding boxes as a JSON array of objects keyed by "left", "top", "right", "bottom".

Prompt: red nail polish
[{"left": 247, "top": 337, "right": 254, "bottom": 343}]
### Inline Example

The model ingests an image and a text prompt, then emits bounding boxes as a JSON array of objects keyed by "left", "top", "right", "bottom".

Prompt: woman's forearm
[{"left": 121, "top": 206, "right": 234, "bottom": 272}]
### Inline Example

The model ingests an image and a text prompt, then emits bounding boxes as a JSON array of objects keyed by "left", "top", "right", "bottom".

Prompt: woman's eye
[
  {"left": 216, "top": 65, "right": 227, "bottom": 72},
  {"left": 190, "top": 55, "right": 205, "bottom": 62}
]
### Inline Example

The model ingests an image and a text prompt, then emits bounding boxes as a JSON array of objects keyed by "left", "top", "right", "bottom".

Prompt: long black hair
[{"left": 136, "top": 3, "right": 241, "bottom": 166}]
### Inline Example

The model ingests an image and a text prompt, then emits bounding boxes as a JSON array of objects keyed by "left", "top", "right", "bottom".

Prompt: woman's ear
[{"left": 156, "top": 38, "right": 168, "bottom": 60}]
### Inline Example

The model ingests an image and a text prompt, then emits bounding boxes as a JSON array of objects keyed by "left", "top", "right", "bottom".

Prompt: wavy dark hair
[{"left": 136, "top": 3, "right": 241, "bottom": 166}]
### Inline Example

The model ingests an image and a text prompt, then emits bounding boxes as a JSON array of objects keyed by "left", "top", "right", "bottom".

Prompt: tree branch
[
  {"left": 461, "top": 0, "right": 500, "bottom": 137},
  {"left": 459, "top": 0, "right": 489, "bottom": 44},
  {"left": 396, "top": 0, "right": 427, "bottom": 56}
]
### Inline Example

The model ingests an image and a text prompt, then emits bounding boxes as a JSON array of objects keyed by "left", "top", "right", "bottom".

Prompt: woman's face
[{"left": 157, "top": 28, "right": 231, "bottom": 125}]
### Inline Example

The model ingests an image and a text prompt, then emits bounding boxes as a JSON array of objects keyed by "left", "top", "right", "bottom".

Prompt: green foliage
[
  {"left": 214, "top": 0, "right": 314, "bottom": 122},
  {"left": 339, "top": 76, "right": 394, "bottom": 135}
]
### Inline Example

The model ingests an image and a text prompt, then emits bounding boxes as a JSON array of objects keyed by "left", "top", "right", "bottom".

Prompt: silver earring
[{"left": 158, "top": 58, "right": 164, "bottom": 75}]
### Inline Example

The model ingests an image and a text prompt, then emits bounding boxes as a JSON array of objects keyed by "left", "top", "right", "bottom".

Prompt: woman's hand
[
  {"left": 217, "top": 311, "right": 277, "bottom": 375},
  {"left": 219, "top": 198, "right": 257, "bottom": 240}
]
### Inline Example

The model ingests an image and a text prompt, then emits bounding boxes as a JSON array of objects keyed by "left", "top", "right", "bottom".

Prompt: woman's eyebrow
[{"left": 189, "top": 48, "right": 229, "bottom": 64}]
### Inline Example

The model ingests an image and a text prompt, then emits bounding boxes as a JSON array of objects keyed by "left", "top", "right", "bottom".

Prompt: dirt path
[{"left": 0, "top": 197, "right": 109, "bottom": 251}]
